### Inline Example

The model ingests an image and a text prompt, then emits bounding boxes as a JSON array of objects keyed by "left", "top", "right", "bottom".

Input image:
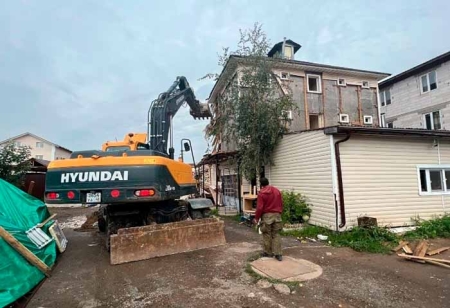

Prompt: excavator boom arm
[{"left": 147, "top": 76, "right": 211, "bottom": 155}]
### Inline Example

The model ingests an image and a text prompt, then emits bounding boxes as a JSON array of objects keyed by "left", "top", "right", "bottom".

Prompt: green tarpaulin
[{"left": 0, "top": 179, "right": 57, "bottom": 308}]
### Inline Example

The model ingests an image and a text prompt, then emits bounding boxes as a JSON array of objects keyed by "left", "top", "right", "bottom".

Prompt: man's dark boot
[{"left": 275, "top": 255, "right": 283, "bottom": 261}]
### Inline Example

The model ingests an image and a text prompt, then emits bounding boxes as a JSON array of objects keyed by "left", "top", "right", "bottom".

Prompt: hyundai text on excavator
[{"left": 44, "top": 77, "right": 226, "bottom": 265}]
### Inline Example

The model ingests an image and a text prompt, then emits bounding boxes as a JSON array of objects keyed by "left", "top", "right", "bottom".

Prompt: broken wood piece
[
  {"left": 427, "top": 247, "right": 450, "bottom": 256},
  {"left": 37, "top": 214, "right": 57, "bottom": 228},
  {"left": 425, "top": 260, "right": 450, "bottom": 269},
  {"left": 398, "top": 254, "right": 450, "bottom": 264},
  {"left": 305, "top": 237, "right": 317, "bottom": 243},
  {"left": 0, "top": 226, "right": 51, "bottom": 277},
  {"left": 402, "top": 245, "right": 413, "bottom": 254},
  {"left": 413, "top": 240, "right": 428, "bottom": 256},
  {"left": 392, "top": 241, "right": 409, "bottom": 252}
]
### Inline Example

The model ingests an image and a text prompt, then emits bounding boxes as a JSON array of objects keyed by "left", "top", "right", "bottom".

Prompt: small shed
[
  {"left": 266, "top": 126, "right": 450, "bottom": 230},
  {"left": 21, "top": 158, "right": 50, "bottom": 200}
]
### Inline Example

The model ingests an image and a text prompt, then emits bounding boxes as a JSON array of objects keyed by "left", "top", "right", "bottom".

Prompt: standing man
[{"left": 253, "top": 177, "right": 283, "bottom": 261}]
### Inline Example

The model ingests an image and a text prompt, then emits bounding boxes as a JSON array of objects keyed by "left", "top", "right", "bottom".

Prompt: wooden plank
[
  {"left": 417, "top": 242, "right": 429, "bottom": 258},
  {"left": 427, "top": 247, "right": 450, "bottom": 256},
  {"left": 392, "top": 241, "right": 409, "bottom": 252},
  {"left": 303, "top": 77, "right": 309, "bottom": 129},
  {"left": 402, "top": 244, "right": 413, "bottom": 254},
  {"left": 0, "top": 226, "right": 51, "bottom": 277},
  {"left": 321, "top": 77, "right": 326, "bottom": 127},
  {"left": 426, "top": 260, "right": 450, "bottom": 269},
  {"left": 357, "top": 86, "right": 362, "bottom": 124},
  {"left": 37, "top": 214, "right": 57, "bottom": 228},
  {"left": 413, "top": 240, "right": 428, "bottom": 256},
  {"left": 398, "top": 254, "right": 450, "bottom": 264}
]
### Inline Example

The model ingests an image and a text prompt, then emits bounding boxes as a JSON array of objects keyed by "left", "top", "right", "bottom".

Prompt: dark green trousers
[{"left": 260, "top": 213, "right": 282, "bottom": 256}]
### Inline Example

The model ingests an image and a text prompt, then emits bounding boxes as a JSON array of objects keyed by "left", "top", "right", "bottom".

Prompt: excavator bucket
[{"left": 110, "top": 218, "right": 226, "bottom": 265}]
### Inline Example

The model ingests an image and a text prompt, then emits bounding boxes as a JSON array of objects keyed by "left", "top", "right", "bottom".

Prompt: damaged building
[{"left": 200, "top": 39, "right": 390, "bottom": 217}]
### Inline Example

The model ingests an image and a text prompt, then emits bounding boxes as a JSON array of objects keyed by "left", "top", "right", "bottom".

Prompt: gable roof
[
  {"left": 0, "top": 132, "right": 72, "bottom": 153},
  {"left": 379, "top": 50, "right": 450, "bottom": 89},
  {"left": 208, "top": 55, "right": 390, "bottom": 104}
]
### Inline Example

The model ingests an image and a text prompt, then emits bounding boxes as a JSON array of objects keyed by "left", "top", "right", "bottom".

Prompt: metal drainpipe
[
  {"left": 215, "top": 158, "right": 219, "bottom": 210},
  {"left": 237, "top": 159, "right": 242, "bottom": 215},
  {"left": 335, "top": 133, "right": 351, "bottom": 229}
]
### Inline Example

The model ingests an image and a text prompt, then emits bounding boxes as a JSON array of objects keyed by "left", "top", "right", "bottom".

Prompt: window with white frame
[
  {"left": 420, "top": 71, "right": 437, "bottom": 93},
  {"left": 35, "top": 155, "right": 44, "bottom": 159},
  {"left": 418, "top": 166, "right": 450, "bottom": 194},
  {"left": 280, "top": 72, "right": 289, "bottom": 80},
  {"left": 380, "top": 89, "right": 391, "bottom": 106},
  {"left": 362, "top": 81, "right": 370, "bottom": 88},
  {"left": 307, "top": 74, "right": 321, "bottom": 93},
  {"left": 424, "top": 110, "right": 441, "bottom": 130},
  {"left": 36, "top": 141, "right": 44, "bottom": 148},
  {"left": 337, "top": 78, "right": 346, "bottom": 86},
  {"left": 14, "top": 141, "right": 21, "bottom": 147}
]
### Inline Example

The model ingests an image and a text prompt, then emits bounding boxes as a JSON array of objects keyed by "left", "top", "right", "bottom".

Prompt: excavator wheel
[{"left": 98, "top": 216, "right": 107, "bottom": 233}]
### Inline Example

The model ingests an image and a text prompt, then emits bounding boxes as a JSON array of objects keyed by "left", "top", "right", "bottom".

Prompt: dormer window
[
  {"left": 284, "top": 45, "right": 294, "bottom": 59},
  {"left": 267, "top": 39, "right": 301, "bottom": 60}
]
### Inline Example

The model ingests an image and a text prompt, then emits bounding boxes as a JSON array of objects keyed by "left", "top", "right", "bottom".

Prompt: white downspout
[
  {"left": 438, "top": 139, "right": 446, "bottom": 211},
  {"left": 329, "top": 135, "right": 339, "bottom": 231}
]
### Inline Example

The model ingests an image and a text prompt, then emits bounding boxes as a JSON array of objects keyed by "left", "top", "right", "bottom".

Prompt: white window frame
[
  {"left": 423, "top": 110, "right": 441, "bottom": 130},
  {"left": 417, "top": 165, "right": 450, "bottom": 195},
  {"left": 337, "top": 78, "right": 346, "bottom": 86},
  {"left": 280, "top": 72, "right": 289, "bottom": 80},
  {"left": 420, "top": 70, "right": 438, "bottom": 94},
  {"left": 280, "top": 110, "right": 293, "bottom": 120},
  {"left": 14, "top": 141, "right": 22, "bottom": 147},
  {"left": 35, "top": 155, "right": 44, "bottom": 160},
  {"left": 284, "top": 45, "right": 294, "bottom": 59},
  {"left": 363, "top": 115, "right": 373, "bottom": 125},
  {"left": 362, "top": 81, "right": 370, "bottom": 88},
  {"left": 307, "top": 74, "right": 322, "bottom": 93},
  {"left": 380, "top": 113, "right": 386, "bottom": 127},
  {"left": 36, "top": 141, "right": 44, "bottom": 148},
  {"left": 380, "top": 89, "right": 391, "bottom": 106}
]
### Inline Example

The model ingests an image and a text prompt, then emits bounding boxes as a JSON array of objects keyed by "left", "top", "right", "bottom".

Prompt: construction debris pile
[
  {"left": 393, "top": 240, "right": 450, "bottom": 269},
  {"left": 0, "top": 179, "right": 65, "bottom": 307}
]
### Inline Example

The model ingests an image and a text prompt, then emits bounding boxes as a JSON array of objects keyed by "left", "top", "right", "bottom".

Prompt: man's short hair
[{"left": 260, "top": 177, "right": 269, "bottom": 187}]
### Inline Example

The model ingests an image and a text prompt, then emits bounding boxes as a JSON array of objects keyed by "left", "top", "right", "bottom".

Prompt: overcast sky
[{"left": 1, "top": 0, "right": 449, "bottom": 162}]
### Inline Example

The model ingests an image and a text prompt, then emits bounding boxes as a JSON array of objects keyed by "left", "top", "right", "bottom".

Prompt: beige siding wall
[
  {"left": 268, "top": 130, "right": 336, "bottom": 228},
  {"left": 339, "top": 135, "right": 448, "bottom": 228},
  {"left": 55, "top": 147, "right": 72, "bottom": 160},
  {"left": 0, "top": 135, "right": 54, "bottom": 160},
  {"left": 380, "top": 60, "right": 450, "bottom": 128}
]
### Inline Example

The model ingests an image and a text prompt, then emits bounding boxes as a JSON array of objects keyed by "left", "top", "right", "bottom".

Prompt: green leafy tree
[
  {"left": 202, "top": 23, "right": 295, "bottom": 181},
  {"left": 0, "top": 142, "right": 32, "bottom": 186}
]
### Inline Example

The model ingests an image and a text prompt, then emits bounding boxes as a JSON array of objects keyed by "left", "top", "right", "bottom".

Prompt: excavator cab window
[
  {"left": 137, "top": 143, "right": 150, "bottom": 150},
  {"left": 105, "top": 146, "right": 130, "bottom": 152}
]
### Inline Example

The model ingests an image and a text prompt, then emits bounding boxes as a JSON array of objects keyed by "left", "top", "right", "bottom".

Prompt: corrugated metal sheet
[
  {"left": 339, "top": 135, "right": 446, "bottom": 227},
  {"left": 267, "top": 130, "right": 335, "bottom": 228}
]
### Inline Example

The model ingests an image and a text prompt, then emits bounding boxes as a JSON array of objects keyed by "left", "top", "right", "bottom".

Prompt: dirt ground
[{"left": 28, "top": 207, "right": 450, "bottom": 308}]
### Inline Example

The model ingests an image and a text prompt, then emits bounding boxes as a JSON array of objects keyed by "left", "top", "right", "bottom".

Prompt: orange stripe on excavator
[{"left": 48, "top": 156, "right": 195, "bottom": 185}]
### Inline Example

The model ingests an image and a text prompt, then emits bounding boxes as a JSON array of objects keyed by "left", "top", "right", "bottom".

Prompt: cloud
[{"left": 1, "top": 0, "right": 449, "bottom": 163}]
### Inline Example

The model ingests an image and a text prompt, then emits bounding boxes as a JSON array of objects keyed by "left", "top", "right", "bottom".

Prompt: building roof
[
  {"left": 208, "top": 55, "right": 390, "bottom": 104},
  {"left": 379, "top": 50, "right": 450, "bottom": 89},
  {"left": 324, "top": 125, "right": 450, "bottom": 139},
  {"left": 0, "top": 132, "right": 72, "bottom": 153},
  {"left": 267, "top": 39, "right": 302, "bottom": 57}
]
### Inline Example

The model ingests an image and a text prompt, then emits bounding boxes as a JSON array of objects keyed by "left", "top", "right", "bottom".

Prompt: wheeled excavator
[{"left": 44, "top": 76, "right": 226, "bottom": 265}]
